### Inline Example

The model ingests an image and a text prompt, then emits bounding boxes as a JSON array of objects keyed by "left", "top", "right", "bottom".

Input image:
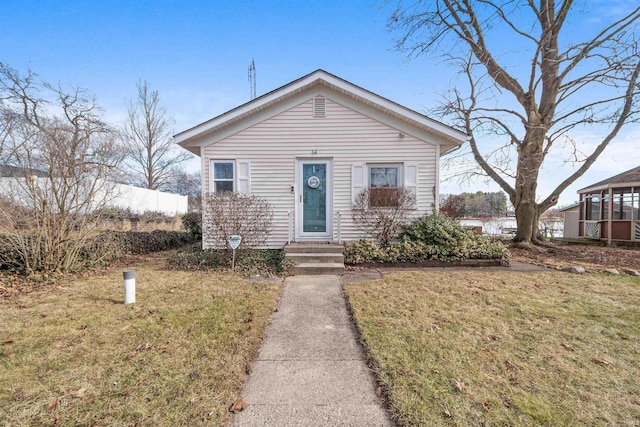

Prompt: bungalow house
[
  {"left": 175, "top": 70, "right": 466, "bottom": 248},
  {"left": 576, "top": 166, "right": 640, "bottom": 244}
]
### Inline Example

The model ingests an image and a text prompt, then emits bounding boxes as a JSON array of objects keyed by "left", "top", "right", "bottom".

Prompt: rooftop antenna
[{"left": 248, "top": 58, "right": 256, "bottom": 100}]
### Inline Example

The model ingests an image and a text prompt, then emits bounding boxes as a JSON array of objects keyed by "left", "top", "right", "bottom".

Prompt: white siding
[
  {"left": 563, "top": 209, "right": 580, "bottom": 239},
  {"left": 202, "top": 97, "right": 438, "bottom": 248}
]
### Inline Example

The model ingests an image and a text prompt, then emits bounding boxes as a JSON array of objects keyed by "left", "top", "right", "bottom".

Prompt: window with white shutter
[{"left": 210, "top": 160, "right": 251, "bottom": 195}]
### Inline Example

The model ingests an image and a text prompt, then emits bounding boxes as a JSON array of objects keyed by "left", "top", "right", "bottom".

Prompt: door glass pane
[{"left": 303, "top": 163, "right": 326, "bottom": 233}]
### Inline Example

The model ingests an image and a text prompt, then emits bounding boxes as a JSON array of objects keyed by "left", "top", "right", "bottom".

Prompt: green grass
[
  {"left": 344, "top": 271, "right": 640, "bottom": 426},
  {"left": 0, "top": 257, "right": 282, "bottom": 426}
]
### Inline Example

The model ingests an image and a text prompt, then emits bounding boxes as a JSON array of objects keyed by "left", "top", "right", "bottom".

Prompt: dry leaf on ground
[
  {"left": 70, "top": 388, "right": 87, "bottom": 398},
  {"left": 230, "top": 398, "right": 248, "bottom": 413}
]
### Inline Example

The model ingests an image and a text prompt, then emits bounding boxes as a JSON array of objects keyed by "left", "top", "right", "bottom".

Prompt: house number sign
[
  {"left": 228, "top": 235, "right": 242, "bottom": 250},
  {"left": 307, "top": 176, "right": 321, "bottom": 189}
]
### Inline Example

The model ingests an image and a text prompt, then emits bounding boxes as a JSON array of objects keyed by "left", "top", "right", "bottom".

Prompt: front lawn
[
  {"left": 344, "top": 271, "right": 640, "bottom": 426},
  {"left": 0, "top": 257, "right": 282, "bottom": 426}
]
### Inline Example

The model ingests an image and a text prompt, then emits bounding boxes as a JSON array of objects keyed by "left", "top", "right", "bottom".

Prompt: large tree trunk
[
  {"left": 515, "top": 199, "right": 536, "bottom": 243},
  {"left": 513, "top": 127, "right": 545, "bottom": 244}
]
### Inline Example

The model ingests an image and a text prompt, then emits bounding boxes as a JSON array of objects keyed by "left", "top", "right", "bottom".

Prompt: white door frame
[{"left": 295, "top": 158, "right": 333, "bottom": 241}]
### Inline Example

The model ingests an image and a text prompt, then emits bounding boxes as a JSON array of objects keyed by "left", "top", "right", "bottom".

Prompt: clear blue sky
[{"left": 2, "top": 0, "right": 638, "bottom": 206}]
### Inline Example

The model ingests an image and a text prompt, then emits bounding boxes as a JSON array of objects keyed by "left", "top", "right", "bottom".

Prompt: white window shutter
[
  {"left": 404, "top": 162, "right": 418, "bottom": 203},
  {"left": 237, "top": 160, "right": 251, "bottom": 195},
  {"left": 351, "top": 163, "right": 365, "bottom": 204}
]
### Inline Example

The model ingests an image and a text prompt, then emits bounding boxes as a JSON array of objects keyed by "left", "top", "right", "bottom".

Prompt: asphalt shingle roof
[{"left": 579, "top": 166, "right": 640, "bottom": 192}]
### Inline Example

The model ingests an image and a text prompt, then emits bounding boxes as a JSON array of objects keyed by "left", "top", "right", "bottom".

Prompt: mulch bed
[{"left": 509, "top": 242, "right": 640, "bottom": 271}]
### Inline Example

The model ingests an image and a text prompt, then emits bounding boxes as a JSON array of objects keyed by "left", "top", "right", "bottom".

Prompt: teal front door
[{"left": 298, "top": 160, "right": 332, "bottom": 239}]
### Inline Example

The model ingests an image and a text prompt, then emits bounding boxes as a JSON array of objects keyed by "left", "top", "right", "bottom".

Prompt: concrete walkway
[{"left": 233, "top": 275, "right": 392, "bottom": 426}]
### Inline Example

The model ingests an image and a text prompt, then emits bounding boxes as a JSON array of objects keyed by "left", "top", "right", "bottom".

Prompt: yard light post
[{"left": 123, "top": 270, "right": 136, "bottom": 304}]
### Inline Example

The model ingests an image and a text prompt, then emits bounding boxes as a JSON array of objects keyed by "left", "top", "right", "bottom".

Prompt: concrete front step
[
  {"left": 285, "top": 243, "right": 345, "bottom": 275},
  {"left": 291, "top": 263, "right": 345, "bottom": 275},
  {"left": 285, "top": 243, "right": 344, "bottom": 254},
  {"left": 286, "top": 253, "right": 345, "bottom": 264}
]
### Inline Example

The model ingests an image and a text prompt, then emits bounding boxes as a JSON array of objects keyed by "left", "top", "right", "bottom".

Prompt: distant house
[
  {"left": 175, "top": 69, "right": 467, "bottom": 248},
  {"left": 559, "top": 203, "right": 580, "bottom": 239},
  {"left": 575, "top": 166, "right": 640, "bottom": 244}
]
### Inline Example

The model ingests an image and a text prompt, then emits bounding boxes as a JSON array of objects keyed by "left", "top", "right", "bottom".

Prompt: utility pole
[{"left": 248, "top": 59, "right": 256, "bottom": 100}]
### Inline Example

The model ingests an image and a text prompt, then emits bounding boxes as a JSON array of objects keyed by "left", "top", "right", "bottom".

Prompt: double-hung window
[
  {"left": 212, "top": 160, "right": 235, "bottom": 193},
  {"left": 368, "top": 164, "right": 403, "bottom": 207}
]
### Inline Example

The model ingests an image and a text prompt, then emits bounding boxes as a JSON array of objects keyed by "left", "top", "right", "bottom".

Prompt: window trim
[{"left": 210, "top": 160, "right": 235, "bottom": 193}]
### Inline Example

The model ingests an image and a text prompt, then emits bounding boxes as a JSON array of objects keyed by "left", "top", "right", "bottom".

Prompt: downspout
[{"left": 200, "top": 146, "right": 206, "bottom": 250}]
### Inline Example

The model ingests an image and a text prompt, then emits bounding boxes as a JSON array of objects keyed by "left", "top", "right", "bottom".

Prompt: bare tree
[
  {"left": 390, "top": 1, "right": 640, "bottom": 246},
  {"left": 0, "top": 63, "right": 123, "bottom": 273},
  {"left": 0, "top": 108, "right": 15, "bottom": 164},
  {"left": 123, "top": 80, "right": 192, "bottom": 190},
  {"left": 352, "top": 187, "right": 416, "bottom": 247},
  {"left": 440, "top": 194, "right": 466, "bottom": 219},
  {"left": 167, "top": 169, "right": 202, "bottom": 212},
  {"left": 203, "top": 192, "right": 273, "bottom": 249}
]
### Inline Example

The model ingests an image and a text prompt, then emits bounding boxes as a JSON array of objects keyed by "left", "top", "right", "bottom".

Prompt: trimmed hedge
[
  {"left": 0, "top": 236, "right": 22, "bottom": 272},
  {"left": 181, "top": 212, "right": 202, "bottom": 238},
  {"left": 345, "top": 214, "right": 509, "bottom": 264},
  {"left": 1, "top": 231, "right": 198, "bottom": 274},
  {"left": 95, "top": 207, "right": 178, "bottom": 223},
  {"left": 83, "top": 230, "right": 197, "bottom": 258}
]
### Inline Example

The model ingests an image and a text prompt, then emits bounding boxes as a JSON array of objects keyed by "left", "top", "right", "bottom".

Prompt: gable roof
[
  {"left": 175, "top": 69, "right": 467, "bottom": 155},
  {"left": 579, "top": 166, "right": 640, "bottom": 193},
  {"left": 558, "top": 202, "right": 580, "bottom": 212}
]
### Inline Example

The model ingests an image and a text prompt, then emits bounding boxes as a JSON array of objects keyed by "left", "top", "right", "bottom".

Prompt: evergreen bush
[{"left": 345, "top": 213, "right": 509, "bottom": 264}]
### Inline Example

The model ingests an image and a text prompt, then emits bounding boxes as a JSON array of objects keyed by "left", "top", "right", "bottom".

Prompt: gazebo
[{"left": 578, "top": 166, "right": 640, "bottom": 245}]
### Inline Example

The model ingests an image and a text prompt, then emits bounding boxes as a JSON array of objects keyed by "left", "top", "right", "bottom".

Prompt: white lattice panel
[{"left": 584, "top": 221, "right": 600, "bottom": 238}]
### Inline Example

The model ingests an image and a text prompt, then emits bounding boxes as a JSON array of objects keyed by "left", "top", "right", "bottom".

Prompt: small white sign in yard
[
  {"left": 228, "top": 235, "right": 242, "bottom": 250},
  {"left": 228, "top": 235, "right": 242, "bottom": 270}
]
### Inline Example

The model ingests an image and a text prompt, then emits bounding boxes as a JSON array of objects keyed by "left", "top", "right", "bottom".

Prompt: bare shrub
[
  {"left": 352, "top": 187, "right": 416, "bottom": 248},
  {"left": 0, "top": 63, "right": 124, "bottom": 273},
  {"left": 440, "top": 194, "right": 466, "bottom": 219},
  {"left": 203, "top": 192, "right": 273, "bottom": 249}
]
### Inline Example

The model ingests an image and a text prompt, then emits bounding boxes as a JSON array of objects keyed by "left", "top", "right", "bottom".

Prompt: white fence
[
  {"left": 0, "top": 178, "right": 187, "bottom": 216},
  {"left": 109, "top": 184, "right": 187, "bottom": 215},
  {"left": 458, "top": 217, "right": 565, "bottom": 238}
]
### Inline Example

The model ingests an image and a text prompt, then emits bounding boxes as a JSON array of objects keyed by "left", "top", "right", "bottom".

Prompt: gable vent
[{"left": 313, "top": 96, "right": 326, "bottom": 118}]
